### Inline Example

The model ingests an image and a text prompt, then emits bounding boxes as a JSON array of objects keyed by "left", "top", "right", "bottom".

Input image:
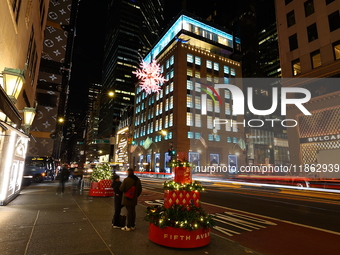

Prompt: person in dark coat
[
  {"left": 57, "top": 163, "right": 70, "bottom": 195},
  {"left": 119, "top": 168, "right": 142, "bottom": 231},
  {"left": 111, "top": 174, "right": 124, "bottom": 228}
]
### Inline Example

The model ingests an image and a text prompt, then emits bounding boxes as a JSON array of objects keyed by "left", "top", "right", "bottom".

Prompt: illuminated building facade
[
  {"left": 130, "top": 13, "right": 245, "bottom": 173},
  {"left": 0, "top": 0, "right": 49, "bottom": 205},
  {"left": 275, "top": 0, "right": 340, "bottom": 168}
]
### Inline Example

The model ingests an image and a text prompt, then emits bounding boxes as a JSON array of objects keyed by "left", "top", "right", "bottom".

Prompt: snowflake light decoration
[{"left": 133, "top": 60, "right": 167, "bottom": 94}]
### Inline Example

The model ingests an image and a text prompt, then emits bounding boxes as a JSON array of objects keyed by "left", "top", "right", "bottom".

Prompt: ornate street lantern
[
  {"left": 2, "top": 67, "right": 25, "bottom": 104},
  {"left": 23, "top": 107, "right": 36, "bottom": 134}
]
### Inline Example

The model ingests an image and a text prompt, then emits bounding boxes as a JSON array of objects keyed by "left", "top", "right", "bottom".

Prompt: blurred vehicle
[
  {"left": 23, "top": 157, "right": 56, "bottom": 183},
  {"left": 69, "top": 167, "right": 83, "bottom": 180}
]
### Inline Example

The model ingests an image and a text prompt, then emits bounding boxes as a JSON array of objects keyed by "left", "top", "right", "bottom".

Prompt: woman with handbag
[
  {"left": 119, "top": 168, "right": 142, "bottom": 231},
  {"left": 111, "top": 174, "right": 125, "bottom": 228}
]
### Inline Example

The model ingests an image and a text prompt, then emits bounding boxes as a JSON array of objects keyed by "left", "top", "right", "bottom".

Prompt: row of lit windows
[
  {"left": 187, "top": 132, "right": 239, "bottom": 143},
  {"left": 292, "top": 41, "right": 340, "bottom": 75},
  {"left": 134, "top": 114, "right": 174, "bottom": 138},
  {"left": 135, "top": 98, "right": 173, "bottom": 125},
  {"left": 187, "top": 54, "right": 236, "bottom": 75},
  {"left": 136, "top": 132, "right": 173, "bottom": 146},
  {"left": 186, "top": 113, "right": 239, "bottom": 132}
]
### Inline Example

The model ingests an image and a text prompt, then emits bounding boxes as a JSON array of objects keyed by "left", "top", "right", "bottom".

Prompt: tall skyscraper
[
  {"left": 27, "top": 0, "right": 79, "bottom": 161},
  {"left": 99, "top": 0, "right": 164, "bottom": 161},
  {"left": 275, "top": 0, "right": 340, "bottom": 170}
]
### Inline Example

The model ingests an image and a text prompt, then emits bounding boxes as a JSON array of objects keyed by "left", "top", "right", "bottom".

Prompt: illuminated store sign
[
  {"left": 300, "top": 134, "right": 340, "bottom": 143},
  {"left": 0, "top": 121, "right": 29, "bottom": 205}
]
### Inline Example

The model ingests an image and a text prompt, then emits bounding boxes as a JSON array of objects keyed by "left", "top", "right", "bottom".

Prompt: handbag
[{"left": 125, "top": 185, "right": 136, "bottom": 199}]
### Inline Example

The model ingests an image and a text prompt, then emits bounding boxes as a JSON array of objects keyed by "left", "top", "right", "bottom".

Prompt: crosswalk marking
[
  {"left": 213, "top": 211, "right": 277, "bottom": 237},
  {"left": 213, "top": 225, "right": 240, "bottom": 236}
]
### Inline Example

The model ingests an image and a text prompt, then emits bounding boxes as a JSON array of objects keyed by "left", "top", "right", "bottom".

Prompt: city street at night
[
  {"left": 2, "top": 0, "right": 340, "bottom": 254},
  {"left": 1, "top": 178, "right": 340, "bottom": 255}
]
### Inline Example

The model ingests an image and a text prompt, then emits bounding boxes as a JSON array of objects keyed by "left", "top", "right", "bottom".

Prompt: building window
[
  {"left": 195, "top": 96, "right": 201, "bottom": 109},
  {"left": 214, "top": 101, "right": 220, "bottom": 113},
  {"left": 170, "top": 55, "right": 174, "bottom": 65},
  {"left": 169, "top": 113, "right": 173, "bottom": 127},
  {"left": 195, "top": 82, "right": 201, "bottom": 92},
  {"left": 213, "top": 62, "right": 219, "bottom": 71},
  {"left": 169, "top": 96, "right": 173, "bottom": 109},
  {"left": 311, "top": 50, "right": 321, "bottom": 68},
  {"left": 12, "top": 0, "right": 22, "bottom": 23},
  {"left": 195, "top": 71, "right": 200, "bottom": 78},
  {"left": 187, "top": 69, "right": 193, "bottom": 76},
  {"left": 326, "top": 0, "right": 335, "bottom": 5},
  {"left": 285, "top": 0, "right": 293, "bottom": 4},
  {"left": 333, "top": 41, "right": 340, "bottom": 60},
  {"left": 227, "top": 137, "right": 232, "bottom": 143},
  {"left": 207, "top": 99, "right": 213, "bottom": 112},
  {"left": 195, "top": 133, "right": 201, "bottom": 139},
  {"left": 187, "top": 80, "right": 193, "bottom": 90},
  {"left": 304, "top": 0, "right": 314, "bottom": 17},
  {"left": 208, "top": 134, "right": 214, "bottom": 141},
  {"left": 166, "top": 60, "right": 170, "bottom": 69},
  {"left": 289, "top": 34, "right": 298, "bottom": 51},
  {"left": 225, "top": 90, "right": 230, "bottom": 99},
  {"left": 206, "top": 60, "right": 212, "bottom": 69},
  {"left": 233, "top": 137, "right": 238, "bottom": 143},
  {"left": 286, "top": 10, "right": 296, "bottom": 28},
  {"left": 165, "top": 98, "right": 169, "bottom": 111},
  {"left": 207, "top": 116, "right": 213, "bottom": 129},
  {"left": 224, "top": 65, "right": 229, "bottom": 74},
  {"left": 186, "top": 112, "right": 193, "bottom": 126},
  {"left": 195, "top": 56, "right": 201, "bottom": 65},
  {"left": 230, "top": 68, "right": 236, "bottom": 76},
  {"left": 307, "top": 23, "right": 318, "bottom": 42},
  {"left": 187, "top": 54, "right": 194, "bottom": 63},
  {"left": 195, "top": 114, "right": 201, "bottom": 127},
  {"left": 187, "top": 94, "right": 193, "bottom": 108},
  {"left": 207, "top": 75, "right": 212, "bottom": 81},
  {"left": 328, "top": 11, "right": 340, "bottom": 32},
  {"left": 214, "top": 135, "right": 221, "bottom": 142},
  {"left": 188, "top": 132, "right": 194, "bottom": 139},
  {"left": 225, "top": 103, "right": 231, "bottom": 115},
  {"left": 292, "top": 59, "right": 301, "bottom": 76}
]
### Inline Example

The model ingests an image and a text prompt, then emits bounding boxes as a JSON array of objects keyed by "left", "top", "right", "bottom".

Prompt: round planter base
[
  {"left": 149, "top": 223, "right": 210, "bottom": 248},
  {"left": 89, "top": 188, "right": 113, "bottom": 197}
]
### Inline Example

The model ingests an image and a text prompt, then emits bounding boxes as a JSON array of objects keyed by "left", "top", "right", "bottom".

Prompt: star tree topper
[{"left": 133, "top": 60, "right": 167, "bottom": 94}]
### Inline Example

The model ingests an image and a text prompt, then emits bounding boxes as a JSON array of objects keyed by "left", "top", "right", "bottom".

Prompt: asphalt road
[{"left": 141, "top": 178, "right": 340, "bottom": 233}]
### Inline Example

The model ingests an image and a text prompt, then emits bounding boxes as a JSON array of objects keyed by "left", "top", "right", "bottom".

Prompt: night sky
[{"left": 68, "top": 0, "right": 108, "bottom": 113}]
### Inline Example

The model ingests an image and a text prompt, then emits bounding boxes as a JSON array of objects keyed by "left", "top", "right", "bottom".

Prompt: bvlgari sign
[{"left": 300, "top": 134, "right": 340, "bottom": 143}]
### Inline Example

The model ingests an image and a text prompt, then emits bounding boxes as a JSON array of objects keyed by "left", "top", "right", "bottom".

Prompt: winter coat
[
  {"left": 59, "top": 167, "right": 70, "bottom": 182},
  {"left": 119, "top": 174, "right": 142, "bottom": 206}
]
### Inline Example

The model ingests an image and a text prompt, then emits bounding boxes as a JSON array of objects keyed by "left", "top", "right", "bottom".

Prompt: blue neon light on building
[{"left": 144, "top": 15, "right": 234, "bottom": 63}]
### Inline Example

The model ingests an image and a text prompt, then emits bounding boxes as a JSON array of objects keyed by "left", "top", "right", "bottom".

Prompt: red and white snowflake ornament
[{"left": 133, "top": 60, "right": 167, "bottom": 94}]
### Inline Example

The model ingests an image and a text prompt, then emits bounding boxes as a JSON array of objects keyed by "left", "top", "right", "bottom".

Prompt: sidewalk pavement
[{"left": 0, "top": 180, "right": 262, "bottom": 255}]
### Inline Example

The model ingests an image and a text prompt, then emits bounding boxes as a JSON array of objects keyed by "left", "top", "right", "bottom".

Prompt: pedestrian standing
[
  {"left": 120, "top": 168, "right": 142, "bottom": 231},
  {"left": 57, "top": 163, "right": 70, "bottom": 195},
  {"left": 111, "top": 174, "right": 124, "bottom": 228}
]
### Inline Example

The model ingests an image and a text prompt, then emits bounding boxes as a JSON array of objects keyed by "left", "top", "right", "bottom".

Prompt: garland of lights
[
  {"left": 144, "top": 204, "right": 215, "bottom": 231},
  {"left": 169, "top": 159, "right": 191, "bottom": 168},
  {"left": 163, "top": 180, "right": 205, "bottom": 192}
]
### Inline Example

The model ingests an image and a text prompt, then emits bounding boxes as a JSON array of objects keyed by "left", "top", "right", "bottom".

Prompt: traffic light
[{"left": 170, "top": 149, "right": 176, "bottom": 156}]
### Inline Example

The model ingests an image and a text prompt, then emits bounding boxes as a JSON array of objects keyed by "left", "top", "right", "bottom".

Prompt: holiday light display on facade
[{"left": 133, "top": 60, "right": 166, "bottom": 94}]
